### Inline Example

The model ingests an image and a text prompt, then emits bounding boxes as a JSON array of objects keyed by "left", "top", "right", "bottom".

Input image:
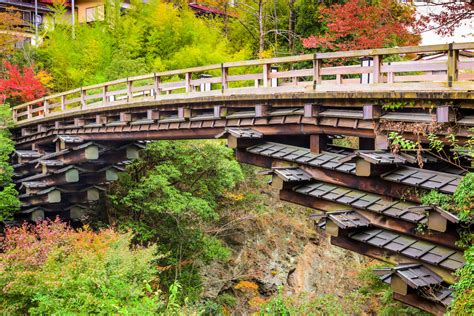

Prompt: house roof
[{"left": 188, "top": 2, "right": 227, "bottom": 16}]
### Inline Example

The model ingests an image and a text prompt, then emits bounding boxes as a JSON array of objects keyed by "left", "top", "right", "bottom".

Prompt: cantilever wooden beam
[
  {"left": 279, "top": 189, "right": 459, "bottom": 250},
  {"left": 236, "top": 149, "right": 421, "bottom": 202},
  {"left": 330, "top": 235, "right": 456, "bottom": 284},
  {"left": 393, "top": 293, "right": 445, "bottom": 316}
]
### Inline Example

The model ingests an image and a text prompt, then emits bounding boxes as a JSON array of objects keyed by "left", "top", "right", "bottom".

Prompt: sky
[{"left": 415, "top": 3, "right": 474, "bottom": 45}]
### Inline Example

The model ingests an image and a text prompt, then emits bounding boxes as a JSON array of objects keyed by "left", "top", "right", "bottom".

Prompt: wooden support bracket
[
  {"left": 255, "top": 104, "right": 270, "bottom": 117},
  {"left": 363, "top": 104, "right": 382, "bottom": 120},
  {"left": 214, "top": 105, "right": 226, "bottom": 118},
  {"left": 304, "top": 103, "right": 322, "bottom": 118},
  {"left": 436, "top": 105, "right": 456, "bottom": 123},
  {"left": 310, "top": 134, "right": 327, "bottom": 154}
]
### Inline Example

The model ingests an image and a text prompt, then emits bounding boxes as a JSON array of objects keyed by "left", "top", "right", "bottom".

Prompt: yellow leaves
[
  {"left": 258, "top": 49, "right": 274, "bottom": 59},
  {"left": 35, "top": 70, "right": 54, "bottom": 89},
  {"left": 234, "top": 280, "right": 259, "bottom": 291},
  {"left": 248, "top": 296, "right": 267, "bottom": 309},
  {"left": 151, "top": 1, "right": 180, "bottom": 29},
  {"left": 223, "top": 191, "right": 244, "bottom": 201}
]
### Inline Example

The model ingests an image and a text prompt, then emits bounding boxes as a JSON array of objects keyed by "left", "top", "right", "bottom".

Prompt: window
[{"left": 85, "top": 5, "right": 105, "bottom": 22}]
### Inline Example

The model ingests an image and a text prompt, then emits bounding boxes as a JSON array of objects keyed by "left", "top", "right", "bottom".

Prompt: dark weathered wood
[
  {"left": 359, "top": 137, "right": 375, "bottom": 150},
  {"left": 393, "top": 293, "right": 445, "bottom": 316},
  {"left": 309, "top": 134, "right": 327, "bottom": 154},
  {"left": 255, "top": 104, "right": 270, "bottom": 117},
  {"left": 330, "top": 236, "right": 456, "bottom": 284},
  {"left": 237, "top": 149, "right": 420, "bottom": 202},
  {"left": 363, "top": 104, "right": 382, "bottom": 120},
  {"left": 356, "top": 209, "right": 460, "bottom": 250}
]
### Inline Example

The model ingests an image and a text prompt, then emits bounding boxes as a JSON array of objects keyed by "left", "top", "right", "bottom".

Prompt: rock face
[{"left": 200, "top": 185, "right": 368, "bottom": 312}]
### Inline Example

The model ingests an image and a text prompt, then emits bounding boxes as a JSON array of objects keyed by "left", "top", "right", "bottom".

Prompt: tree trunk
[
  {"left": 288, "top": 0, "right": 295, "bottom": 54},
  {"left": 258, "top": 0, "right": 265, "bottom": 55}
]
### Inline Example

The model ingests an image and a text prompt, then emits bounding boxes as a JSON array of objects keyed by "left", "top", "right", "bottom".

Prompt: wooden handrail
[{"left": 11, "top": 42, "right": 474, "bottom": 123}]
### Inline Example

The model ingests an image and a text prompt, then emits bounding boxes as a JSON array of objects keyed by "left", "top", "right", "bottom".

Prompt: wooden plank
[
  {"left": 269, "top": 68, "right": 313, "bottom": 79},
  {"left": 320, "top": 65, "right": 372, "bottom": 76},
  {"left": 316, "top": 44, "right": 451, "bottom": 59},
  {"left": 393, "top": 293, "right": 445, "bottom": 316},
  {"left": 447, "top": 47, "right": 459, "bottom": 87},
  {"left": 191, "top": 77, "right": 221, "bottom": 85},
  {"left": 227, "top": 73, "right": 262, "bottom": 82},
  {"left": 223, "top": 54, "right": 314, "bottom": 68},
  {"left": 394, "top": 74, "right": 447, "bottom": 83},
  {"left": 381, "top": 61, "right": 447, "bottom": 73},
  {"left": 330, "top": 236, "right": 456, "bottom": 284}
]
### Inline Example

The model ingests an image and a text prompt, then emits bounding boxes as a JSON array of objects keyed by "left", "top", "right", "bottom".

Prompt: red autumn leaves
[
  {"left": 0, "top": 62, "right": 46, "bottom": 105},
  {"left": 302, "top": 0, "right": 421, "bottom": 51}
]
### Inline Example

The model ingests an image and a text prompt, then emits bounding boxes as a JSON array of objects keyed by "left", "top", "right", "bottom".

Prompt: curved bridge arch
[{"left": 8, "top": 43, "right": 474, "bottom": 315}]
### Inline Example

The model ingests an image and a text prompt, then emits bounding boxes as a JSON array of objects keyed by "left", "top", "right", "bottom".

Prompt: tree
[
  {"left": 0, "top": 7, "right": 24, "bottom": 58},
  {"left": 107, "top": 140, "right": 243, "bottom": 300},
  {"left": 0, "top": 104, "right": 20, "bottom": 221},
  {"left": 302, "top": 0, "right": 420, "bottom": 51},
  {"left": 0, "top": 219, "right": 163, "bottom": 314},
  {"left": 417, "top": 1, "right": 474, "bottom": 36},
  {"left": 0, "top": 62, "right": 47, "bottom": 105},
  {"left": 38, "top": 0, "right": 250, "bottom": 91}
]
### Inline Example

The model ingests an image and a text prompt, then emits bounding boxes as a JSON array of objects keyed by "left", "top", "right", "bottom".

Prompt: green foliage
[
  {"left": 0, "top": 104, "right": 20, "bottom": 220},
  {"left": 37, "top": 0, "right": 250, "bottom": 91},
  {"left": 108, "top": 140, "right": 243, "bottom": 300},
  {"left": 382, "top": 100, "right": 415, "bottom": 111},
  {"left": 388, "top": 132, "right": 417, "bottom": 150},
  {"left": 450, "top": 245, "right": 474, "bottom": 315},
  {"left": 421, "top": 173, "right": 473, "bottom": 313},
  {"left": 256, "top": 269, "right": 428, "bottom": 315},
  {"left": 420, "top": 190, "right": 453, "bottom": 211},
  {"left": 0, "top": 219, "right": 163, "bottom": 314},
  {"left": 453, "top": 172, "right": 474, "bottom": 223}
]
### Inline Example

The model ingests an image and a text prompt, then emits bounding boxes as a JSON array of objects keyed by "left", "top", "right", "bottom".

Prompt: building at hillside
[{"left": 0, "top": 0, "right": 54, "bottom": 47}]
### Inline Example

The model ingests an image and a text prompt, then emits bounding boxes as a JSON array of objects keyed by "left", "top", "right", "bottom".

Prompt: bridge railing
[{"left": 12, "top": 43, "right": 474, "bottom": 124}]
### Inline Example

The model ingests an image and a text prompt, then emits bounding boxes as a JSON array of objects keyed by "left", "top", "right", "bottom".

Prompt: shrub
[{"left": 0, "top": 219, "right": 163, "bottom": 314}]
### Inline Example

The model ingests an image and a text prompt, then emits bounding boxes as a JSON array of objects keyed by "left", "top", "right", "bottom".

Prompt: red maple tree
[
  {"left": 302, "top": 0, "right": 421, "bottom": 51},
  {"left": 417, "top": 1, "right": 474, "bottom": 36},
  {"left": 0, "top": 62, "right": 46, "bottom": 105}
]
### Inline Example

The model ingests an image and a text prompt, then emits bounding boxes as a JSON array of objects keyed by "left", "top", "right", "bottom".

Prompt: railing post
[
  {"left": 127, "top": 78, "right": 133, "bottom": 101},
  {"left": 373, "top": 55, "right": 382, "bottom": 83},
  {"left": 61, "top": 95, "right": 66, "bottom": 111},
  {"left": 102, "top": 85, "right": 108, "bottom": 104},
  {"left": 221, "top": 64, "right": 228, "bottom": 92},
  {"left": 27, "top": 104, "right": 32, "bottom": 120},
  {"left": 80, "top": 88, "right": 86, "bottom": 108},
  {"left": 185, "top": 72, "right": 193, "bottom": 93},
  {"left": 313, "top": 54, "right": 321, "bottom": 89},
  {"left": 263, "top": 63, "right": 271, "bottom": 88},
  {"left": 447, "top": 43, "right": 459, "bottom": 87},
  {"left": 154, "top": 74, "right": 161, "bottom": 99},
  {"left": 43, "top": 98, "right": 48, "bottom": 116}
]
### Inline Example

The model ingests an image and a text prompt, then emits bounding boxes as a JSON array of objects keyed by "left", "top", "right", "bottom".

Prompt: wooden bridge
[{"left": 8, "top": 43, "right": 474, "bottom": 314}]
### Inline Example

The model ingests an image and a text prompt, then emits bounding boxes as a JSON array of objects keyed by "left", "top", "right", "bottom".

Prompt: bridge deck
[{"left": 12, "top": 43, "right": 474, "bottom": 127}]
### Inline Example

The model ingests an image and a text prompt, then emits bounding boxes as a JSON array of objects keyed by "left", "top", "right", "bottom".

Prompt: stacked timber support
[
  {"left": 11, "top": 138, "right": 144, "bottom": 222},
  {"left": 220, "top": 127, "right": 469, "bottom": 315},
  {"left": 6, "top": 43, "right": 474, "bottom": 313}
]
